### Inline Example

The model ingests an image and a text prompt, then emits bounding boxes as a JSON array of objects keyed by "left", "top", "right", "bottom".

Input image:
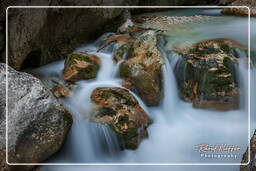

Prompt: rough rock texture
[
  {"left": 0, "top": 63, "right": 72, "bottom": 170},
  {"left": 119, "top": 30, "right": 163, "bottom": 106},
  {"left": 63, "top": 52, "right": 100, "bottom": 82},
  {"left": 90, "top": 87, "right": 152, "bottom": 150},
  {"left": 0, "top": 0, "right": 134, "bottom": 70},
  {"left": 174, "top": 38, "right": 242, "bottom": 110},
  {"left": 0, "top": 0, "right": 225, "bottom": 71},
  {"left": 132, "top": 15, "right": 212, "bottom": 30},
  {"left": 220, "top": 0, "right": 256, "bottom": 16},
  {"left": 240, "top": 130, "right": 256, "bottom": 171}
]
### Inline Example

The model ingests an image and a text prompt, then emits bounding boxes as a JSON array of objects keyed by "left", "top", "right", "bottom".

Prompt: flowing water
[{"left": 30, "top": 9, "right": 256, "bottom": 171}]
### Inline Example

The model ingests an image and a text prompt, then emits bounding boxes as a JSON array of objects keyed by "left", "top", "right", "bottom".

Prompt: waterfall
[
  {"left": 31, "top": 9, "right": 255, "bottom": 171},
  {"left": 157, "top": 35, "right": 180, "bottom": 117}
]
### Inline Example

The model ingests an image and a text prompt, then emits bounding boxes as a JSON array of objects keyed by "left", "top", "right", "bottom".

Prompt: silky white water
[{"left": 31, "top": 9, "right": 256, "bottom": 171}]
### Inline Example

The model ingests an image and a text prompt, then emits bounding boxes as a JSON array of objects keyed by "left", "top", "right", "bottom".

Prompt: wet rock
[
  {"left": 5, "top": 4, "right": 127, "bottom": 70},
  {"left": 52, "top": 85, "right": 70, "bottom": 98},
  {"left": 221, "top": 0, "right": 256, "bottom": 17},
  {"left": 0, "top": 63, "right": 72, "bottom": 168},
  {"left": 132, "top": 15, "right": 212, "bottom": 30},
  {"left": 90, "top": 87, "right": 152, "bottom": 150},
  {"left": 119, "top": 30, "right": 163, "bottom": 106},
  {"left": 174, "top": 38, "right": 242, "bottom": 110},
  {"left": 113, "top": 43, "right": 133, "bottom": 63},
  {"left": 241, "top": 130, "right": 256, "bottom": 171},
  {"left": 63, "top": 52, "right": 100, "bottom": 82},
  {"left": 117, "top": 19, "right": 145, "bottom": 34}
]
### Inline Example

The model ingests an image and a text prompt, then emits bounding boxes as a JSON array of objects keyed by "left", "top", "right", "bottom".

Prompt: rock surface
[
  {"left": 174, "top": 38, "right": 242, "bottom": 110},
  {"left": 90, "top": 87, "right": 151, "bottom": 150},
  {"left": 63, "top": 52, "right": 101, "bottom": 82},
  {"left": 119, "top": 30, "right": 163, "bottom": 106},
  {"left": 241, "top": 130, "right": 256, "bottom": 171},
  {"left": 1, "top": 0, "right": 130, "bottom": 70},
  {"left": 220, "top": 0, "right": 256, "bottom": 16},
  {"left": 0, "top": 63, "right": 72, "bottom": 169}
]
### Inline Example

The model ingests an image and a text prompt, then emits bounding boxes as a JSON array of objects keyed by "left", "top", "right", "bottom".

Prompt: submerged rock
[
  {"left": 0, "top": 63, "right": 72, "bottom": 168},
  {"left": 241, "top": 130, "right": 256, "bottom": 171},
  {"left": 174, "top": 38, "right": 242, "bottom": 110},
  {"left": 119, "top": 30, "right": 163, "bottom": 106},
  {"left": 63, "top": 52, "right": 100, "bottom": 82},
  {"left": 90, "top": 87, "right": 152, "bottom": 150}
]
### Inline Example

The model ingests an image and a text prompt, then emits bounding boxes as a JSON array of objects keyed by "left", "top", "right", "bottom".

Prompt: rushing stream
[{"left": 29, "top": 9, "right": 256, "bottom": 171}]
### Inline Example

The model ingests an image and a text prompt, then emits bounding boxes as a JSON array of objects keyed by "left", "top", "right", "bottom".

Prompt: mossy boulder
[
  {"left": 174, "top": 38, "right": 243, "bottom": 110},
  {"left": 90, "top": 87, "right": 152, "bottom": 150},
  {"left": 119, "top": 30, "right": 163, "bottom": 106},
  {"left": 63, "top": 52, "right": 100, "bottom": 82}
]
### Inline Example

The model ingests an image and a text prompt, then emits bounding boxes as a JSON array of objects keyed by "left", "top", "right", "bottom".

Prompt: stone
[
  {"left": 63, "top": 52, "right": 100, "bottom": 82},
  {"left": 119, "top": 30, "right": 163, "bottom": 106},
  {"left": 174, "top": 38, "right": 243, "bottom": 110},
  {"left": 0, "top": 63, "right": 72, "bottom": 169},
  {"left": 221, "top": 0, "right": 256, "bottom": 17},
  {"left": 90, "top": 87, "right": 152, "bottom": 150},
  {"left": 240, "top": 130, "right": 256, "bottom": 171}
]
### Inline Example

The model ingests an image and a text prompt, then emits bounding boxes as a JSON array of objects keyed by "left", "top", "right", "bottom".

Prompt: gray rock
[
  {"left": 2, "top": 0, "right": 133, "bottom": 70},
  {"left": 0, "top": 63, "right": 72, "bottom": 170}
]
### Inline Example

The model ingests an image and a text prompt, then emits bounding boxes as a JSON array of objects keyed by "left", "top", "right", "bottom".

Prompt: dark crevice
[{"left": 21, "top": 49, "right": 42, "bottom": 70}]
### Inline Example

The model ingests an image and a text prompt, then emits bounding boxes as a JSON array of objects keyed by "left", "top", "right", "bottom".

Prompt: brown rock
[
  {"left": 90, "top": 87, "right": 152, "bottom": 150},
  {"left": 52, "top": 85, "right": 70, "bottom": 98},
  {"left": 63, "top": 52, "right": 100, "bottom": 82},
  {"left": 241, "top": 130, "right": 256, "bottom": 171},
  {"left": 119, "top": 30, "right": 163, "bottom": 106},
  {"left": 174, "top": 38, "right": 241, "bottom": 110}
]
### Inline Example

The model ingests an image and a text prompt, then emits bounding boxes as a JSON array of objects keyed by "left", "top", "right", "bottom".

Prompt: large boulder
[
  {"left": 63, "top": 52, "right": 101, "bottom": 82},
  {"left": 90, "top": 87, "right": 152, "bottom": 150},
  {"left": 119, "top": 30, "right": 163, "bottom": 106},
  {"left": 0, "top": 63, "right": 72, "bottom": 170},
  {"left": 174, "top": 38, "right": 243, "bottom": 110},
  {"left": 241, "top": 130, "right": 256, "bottom": 171},
  {"left": 2, "top": 0, "right": 133, "bottom": 70}
]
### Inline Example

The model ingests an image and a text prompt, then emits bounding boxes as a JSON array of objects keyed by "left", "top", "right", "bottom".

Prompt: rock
[
  {"left": 0, "top": 63, "right": 72, "bottom": 168},
  {"left": 4, "top": 1, "right": 130, "bottom": 70},
  {"left": 63, "top": 52, "right": 100, "bottom": 82},
  {"left": 90, "top": 87, "right": 152, "bottom": 150},
  {"left": 113, "top": 43, "right": 133, "bottom": 63},
  {"left": 240, "top": 130, "right": 256, "bottom": 171},
  {"left": 132, "top": 15, "right": 212, "bottom": 30},
  {"left": 52, "top": 85, "right": 70, "bottom": 98},
  {"left": 117, "top": 19, "right": 145, "bottom": 34},
  {"left": 174, "top": 38, "right": 242, "bottom": 110},
  {"left": 221, "top": 0, "right": 256, "bottom": 16},
  {"left": 119, "top": 30, "right": 163, "bottom": 106},
  {"left": 98, "top": 34, "right": 135, "bottom": 54}
]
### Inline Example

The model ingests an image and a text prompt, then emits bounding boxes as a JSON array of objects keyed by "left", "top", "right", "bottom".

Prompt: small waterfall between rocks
[{"left": 31, "top": 9, "right": 256, "bottom": 171}]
